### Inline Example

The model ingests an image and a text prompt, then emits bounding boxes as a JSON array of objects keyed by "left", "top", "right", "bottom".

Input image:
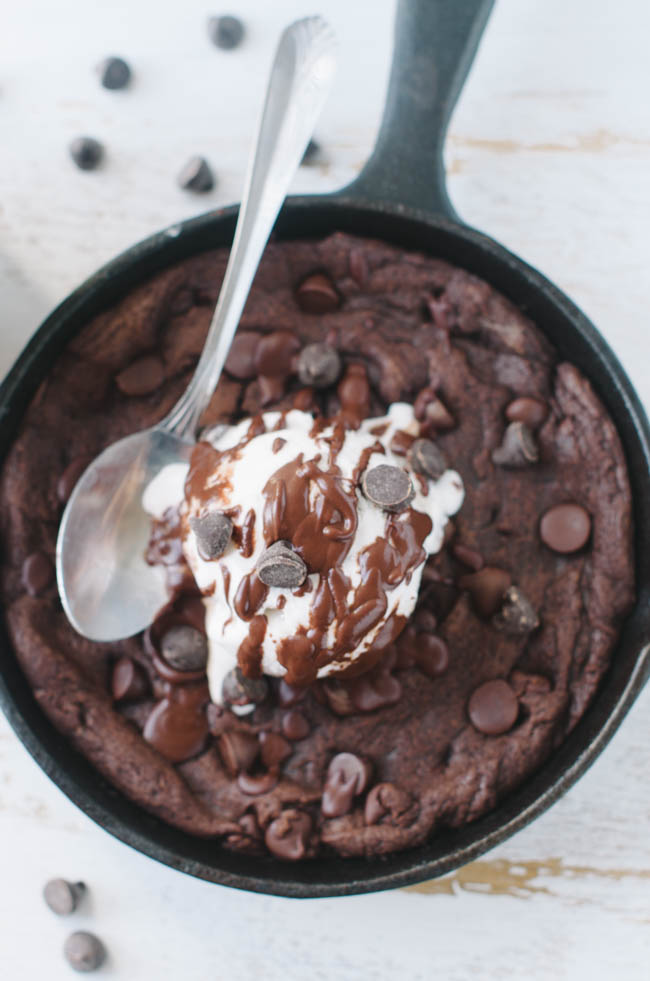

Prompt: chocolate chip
[
  {"left": 218, "top": 730, "right": 259, "bottom": 775},
  {"left": 115, "top": 354, "right": 165, "bottom": 396},
  {"left": 253, "top": 330, "right": 300, "bottom": 377},
  {"left": 493, "top": 586, "right": 539, "bottom": 635},
  {"left": 265, "top": 809, "right": 312, "bottom": 860},
  {"left": 97, "top": 55, "right": 131, "bottom": 89},
  {"left": 63, "top": 932, "right": 106, "bottom": 973},
  {"left": 468, "top": 679, "right": 519, "bottom": 735},
  {"left": 296, "top": 343, "right": 341, "bottom": 388},
  {"left": 222, "top": 667, "right": 269, "bottom": 707},
  {"left": 69, "top": 137, "right": 104, "bottom": 171},
  {"left": 452, "top": 543, "right": 484, "bottom": 570},
  {"left": 506, "top": 396, "right": 548, "bottom": 430},
  {"left": 361, "top": 465, "right": 414, "bottom": 512},
  {"left": 22, "top": 552, "right": 54, "bottom": 596},
  {"left": 43, "top": 879, "right": 86, "bottom": 916},
  {"left": 364, "top": 782, "right": 413, "bottom": 826},
  {"left": 322, "top": 752, "right": 372, "bottom": 818},
  {"left": 257, "top": 541, "right": 307, "bottom": 588},
  {"left": 277, "top": 679, "right": 307, "bottom": 707},
  {"left": 296, "top": 273, "right": 340, "bottom": 314},
  {"left": 177, "top": 156, "right": 215, "bottom": 192},
  {"left": 321, "top": 678, "right": 355, "bottom": 716},
  {"left": 350, "top": 672, "right": 402, "bottom": 713},
  {"left": 57, "top": 455, "right": 92, "bottom": 504},
  {"left": 142, "top": 685, "right": 209, "bottom": 762},
  {"left": 459, "top": 566, "right": 511, "bottom": 618},
  {"left": 160, "top": 625, "right": 208, "bottom": 672},
  {"left": 492, "top": 421, "right": 539, "bottom": 468},
  {"left": 539, "top": 502, "right": 591, "bottom": 554},
  {"left": 111, "top": 656, "right": 150, "bottom": 701},
  {"left": 237, "top": 771, "right": 278, "bottom": 796},
  {"left": 225, "top": 331, "right": 261, "bottom": 379},
  {"left": 282, "top": 709, "right": 310, "bottom": 741},
  {"left": 190, "top": 511, "right": 232, "bottom": 559},
  {"left": 416, "top": 634, "right": 449, "bottom": 678},
  {"left": 407, "top": 438, "right": 447, "bottom": 479},
  {"left": 207, "top": 14, "right": 245, "bottom": 49},
  {"left": 301, "top": 138, "right": 321, "bottom": 165},
  {"left": 414, "top": 388, "right": 455, "bottom": 430},
  {"left": 259, "top": 731, "right": 292, "bottom": 769}
]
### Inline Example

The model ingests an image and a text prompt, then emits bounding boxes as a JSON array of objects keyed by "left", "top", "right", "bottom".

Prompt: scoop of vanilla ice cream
[{"left": 143, "top": 404, "right": 463, "bottom": 704}]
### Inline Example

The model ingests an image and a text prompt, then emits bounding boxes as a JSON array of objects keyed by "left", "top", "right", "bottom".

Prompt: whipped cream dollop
[{"left": 143, "top": 405, "right": 464, "bottom": 704}]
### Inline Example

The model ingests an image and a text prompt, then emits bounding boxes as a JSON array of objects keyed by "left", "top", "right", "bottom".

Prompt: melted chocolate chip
[
  {"left": 296, "top": 343, "right": 341, "bottom": 388},
  {"left": 468, "top": 679, "right": 519, "bottom": 736},
  {"left": 491, "top": 421, "right": 539, "bottom": 468},
  {"left": 43, "top": 879, "right": 86, "bottom": 916},
  {"left": 282, "top": 709, "right": 310, "bottom": 741},
  {"left": 322, "top": 752, "right": 372, "bottom": 818},
  {"left": 350, "top": 672, "right": 402, "bottom": 713},
  {"left": 177, "top": 156, "right": 215, "bottom": 192},
  {"left": 259, "top": 731, "right": 292, "bottom": 769},
  {"left": 69, "top": 136, "right": 104, "bottom": 170},
  {"left": 97, "top": 55, "right": 131, "bottom": 89},
  {"left": 506, "top": 396, "right": 548, "bottom": 430},
  {"left": 218, "top": 731, "right": 259, "bottom": 775},
  {"left": 254, "top": 330, "right": 300, "bottom": 377},
  {"left": 115, "top": 355, "right": 165, "bottom": 396},
  {"left": 111, "top": 656, "right": 150, "bottom": 701},
  {"left": 361, "top": 465, "right": 414, "bottom": 512},
  {"left": 160, "top": 625, "right": 208, "bottom": 672},
  {"left": 22, "top": 552, "right": 54, "bottom": 596},
  {"left": 57, "top": 455, "right": 92, "bottom": 504},
  {"left": 264, "top": 809, "right": 312, "bottom": 860},
  {"left": 142, "top": 684, "right": 209, "bottom": 762},
  {"left": 63, "top": 931, "right": 106, "bottom": 973},
  {"left": 364, "top": 782, "right": 413, "bottom": 826},
  {"left": 493, "top": 586, "right": 540, "bottom": 635},
  {"left": 222, "top": 667, "right": 269, "bottom": 707},
  {"left": 189, "top": 511, "right": 233, "bottom": 559},
  {"left": 237, "top": 771, "right": 278, "bottom": 796},
  {"left": 407, "top": 438, "right": 447, "bottom": 479},
  {"left": 277, "top": 680, "right": 307, "bottom": 708},
  {"left": 459, "top": 566, "right": 511, "bottom": 618},
  {"left": 539, "top": 503, "right": 591, "bottom": 553},
  {"left": 225, "top": 331, "right": 261, "bottom": 379},
  {"left": 416, "top": 634, "right": 449, "bottom": 678},
  {"left": 321, "top": 679, "right": 355, "bottom": 716},
  {"left": 296, "top": 273, "right": 340, "bottom": 314},
  {"left": 257, "top": 541, "right": 307, "bottom": 588}
]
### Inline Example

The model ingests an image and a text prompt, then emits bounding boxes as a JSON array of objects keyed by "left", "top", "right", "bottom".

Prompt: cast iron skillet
[{"left": 1, "top": 0, "right": 649, "bottom": 898}]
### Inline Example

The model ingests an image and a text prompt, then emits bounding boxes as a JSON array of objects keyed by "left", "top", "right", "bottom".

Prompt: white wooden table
[{"left": 1, "top": 1, "right": 649, "bottom": 977}]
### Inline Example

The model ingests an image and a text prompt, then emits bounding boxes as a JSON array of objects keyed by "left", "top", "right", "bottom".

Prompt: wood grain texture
[{"left": 1, "top": 0, "right": 649, "bottom": 978}]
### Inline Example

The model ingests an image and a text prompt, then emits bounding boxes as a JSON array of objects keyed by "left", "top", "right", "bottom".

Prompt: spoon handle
[{"left": 161, "top": 17, "right": 337, "bottom": 440}]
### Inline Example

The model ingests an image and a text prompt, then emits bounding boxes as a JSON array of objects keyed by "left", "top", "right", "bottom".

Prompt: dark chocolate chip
[
  {"left": 115, "top": 354, "right": 165, "bottom": 396},
  {"left": 350, "top": 672, "right": 402, "bottom": 713},
  {"left": 63, "top": 932, "right": 106, "bottom": 973},
  {"left": 22, "top": 552, "right": 54, "bottom": 596},
  {"left": 493, "top": 586, "right": 540, "bottom": 635},
  {"left": 265, "top": 809, "right": 312, "bottom": 860},
  {"left": 97, "top": 55, "right": 131, "bottom": 89},
  {"left": 222, "top": 667, "right": 269, "bottom": 707},
  {"left": 69, "top": 137, "right": 104, "bottom": 171},
  {"left": 361, "top": 465, "right": 414, "bottom": 512},
  {"left": 281, "top": 709, "right": 310, "bottom": 741},
  {"left": 257, "top": 541, "right": 307, "bottom": 588},
  {"left": 237, "top": 771, "right": 278, "bottom": 796},
  {"left": 207, "top": 14, "right": 245, "bottom": 49},
  {"left": 415, "top": 634, "right": 449, "bottom": 678},
  {"left": 296, "top": 343, "right": 341, "bottom": 388},
  {"left": 468, "top": 679, "right": 519, "bottom": 735},
  {"left": 177, "top": 155, "right": 215, "bottom": 192},
  {"left": 57, "top": 455, "right": 92, "bottom": 504},
  {"left": 407, "top": 438, "right": 447, "bottom": 479},
  {"left": 296, "top": 272, "right": 340, "bottom": 314},
  {"left": 459, "top": 566, "right": 511, "bottom": 618},
  {"left": 253, "top": 330, "right": 300, "bottom": 377},
  {"left": 301, "top": 138, "right": 320, "bottom": 165},
  {"left": 506, "top": 396, "right": 548, "bottom": 430},
  {"left": 259, "top": 731, "right": 292, "bottom": 769},
  {"left": 160, "top": 625, "right": 208, "bottom": 672},
  {"left": 452, "top": 543, "right": 484, "bottom": 571},
  {"left": 491, "top": 421, "right": 539, "bottom": 468},
  {"left": 364, "top": 782, "right": 413, "bottom": 826},
  {"left": 43, "top": 879, "right": 86, "bottom": 916},
  {"left": 190, "top": 511, "right": 233, "bottom": 559},
  {"left": 111, "top": 656, "right": 150, "bottom": 701},
  {"left": 218, "top": 730, "right": 259, "bottom": 775},
  {"left": 277, "top": 679, "right": 307, "bottom": 707},
  {"left": 322, "top": 752, "right": 372, "bottom": 818},
  {"left": 225, "top": 331, "right": 261, "bottom": 379},
  {"left": 539, "top": 502, "right": 591, "bottom": 554}
]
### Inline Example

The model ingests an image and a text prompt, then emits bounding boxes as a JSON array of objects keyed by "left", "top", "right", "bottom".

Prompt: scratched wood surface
[{"left": 1, "top": 0, "right": 649, "bottom": 977}]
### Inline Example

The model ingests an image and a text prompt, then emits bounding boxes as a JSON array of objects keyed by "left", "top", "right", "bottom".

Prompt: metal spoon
[{"left": 56, "top": 17, "right": 337, "bottom": 642}]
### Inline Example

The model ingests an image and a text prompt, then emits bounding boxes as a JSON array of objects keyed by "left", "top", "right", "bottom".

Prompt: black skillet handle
[{"left": 342, "top": 0, "right": 495, "bottom": 221}]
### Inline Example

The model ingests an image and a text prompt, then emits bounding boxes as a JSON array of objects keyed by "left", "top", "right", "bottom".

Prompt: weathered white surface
[{"left": 1, "top": 0, "right": 649, "bottom": 977}]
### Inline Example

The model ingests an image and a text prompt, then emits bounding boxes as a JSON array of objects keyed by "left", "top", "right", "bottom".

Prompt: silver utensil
[{"left": 56, "top": 17, "right": 337, "bottom": 641}]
